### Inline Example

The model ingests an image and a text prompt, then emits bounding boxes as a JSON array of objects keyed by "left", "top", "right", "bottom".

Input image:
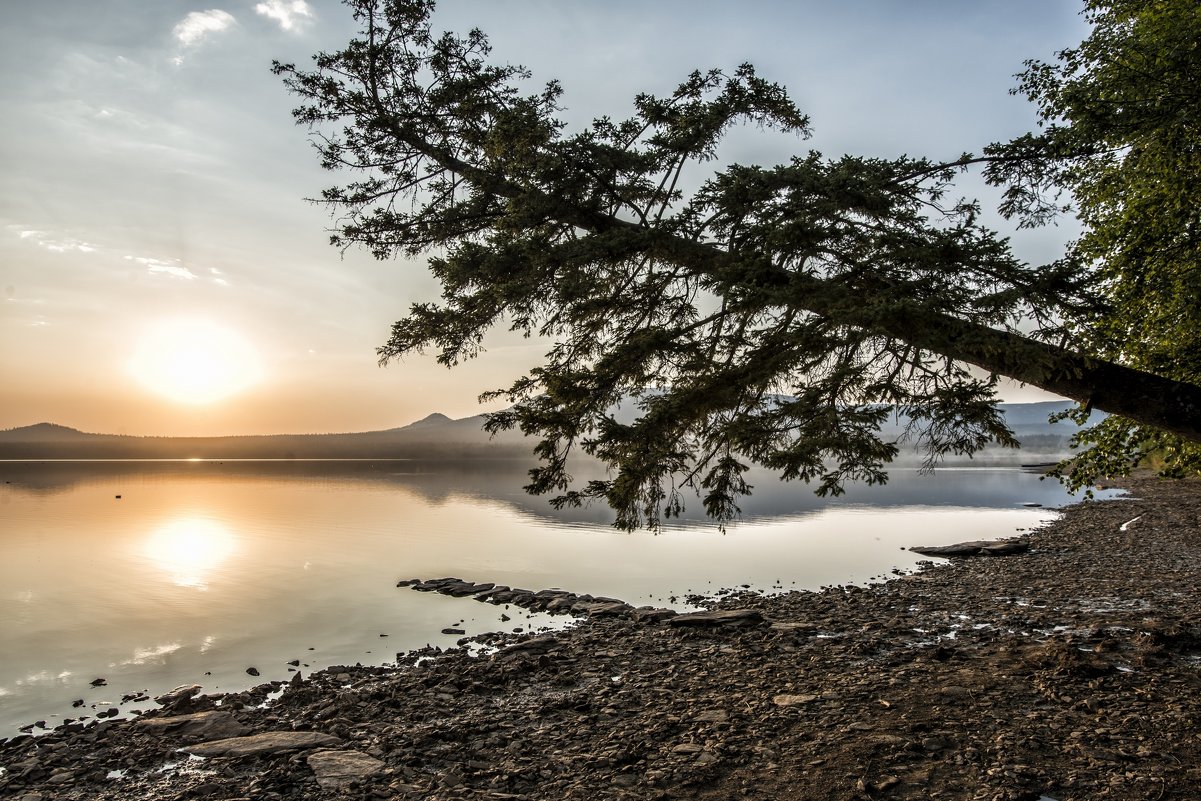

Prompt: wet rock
[
  {"left": 472, "top": 586, "right": 511, "bottom": 601},
  {"left": 153, "top": 684, "right": 203, "bottom": 711},
  {"left": 910, "top": 539, "right": 1029, "bottom": 557}
]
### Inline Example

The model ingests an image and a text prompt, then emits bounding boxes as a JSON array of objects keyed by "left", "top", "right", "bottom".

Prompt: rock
[
  {"left": 441, "top": 628, "right": 466, "bottom": 635},
  {"left": 153, "top": 684, "right": 203, "bottom": 710},
  {"left": 246, "top": 667, "right": 260, "bottom": 677},
  {"left": 667, "top": 609, "right": 765, "bottom": 627},
  {"left": 773, "top": 693, "right": 820, "bottom": 707},
  {"left": 770, "top": 622, "right": 814, "bottom": 633},
  {"left": 980, "top": 540, "right": 1031, "bottom": 556},
  {"left": 135, "top": 710, "right": 250, "bottom": 743},
  {"left": 672, "top": 743, "right": 704, "bottom": 754},
  {"left": 910, "top": 539, "right": 1029, "bottom": 557},
  {"left": 90, "top": 678, "right": 107, "bottom": 687},
  {"left": 630, "top": 607, "right": 678, "bottom": 623},
  {"left": 306, "top": 749, "right": 385, "bottom": 789},
  {"left": 693, "top": 709, "right": 729, "bottom": 723},
  {"left": 500, "top": 636, "right": 559, "bottom": 655},
  {"left": 184, "top": 731, "right": 342, "bottom": 758},
  {"left": 413, "top": 577, "right": 463, "bottom": 592},
  {"left": 443, "top": 581, "right": 491, "bottom": 597},
  {"left": 573, "top": 601, "right": 631, "bottom": 617}
]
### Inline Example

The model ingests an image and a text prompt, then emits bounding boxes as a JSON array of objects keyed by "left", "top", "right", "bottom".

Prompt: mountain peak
[
  {"left": 396, "top": 412, "right": 454, "bottom": 431},
  {"left": 0, "top": 423, "right": 90, "bottom": 441}
]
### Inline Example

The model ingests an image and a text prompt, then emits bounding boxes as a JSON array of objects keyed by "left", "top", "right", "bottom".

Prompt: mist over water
[{"left": 0, "top": 460, "right": 1115, "bottom": 736}]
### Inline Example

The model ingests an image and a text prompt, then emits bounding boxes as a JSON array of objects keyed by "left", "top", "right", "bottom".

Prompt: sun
[{"left": 129, "top": 318, "right": 262, "bottom": 404}]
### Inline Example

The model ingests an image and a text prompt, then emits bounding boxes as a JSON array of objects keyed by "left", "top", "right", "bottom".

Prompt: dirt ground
[{"left": 2, "top": 475, "right": 1199, "bottom": 801}]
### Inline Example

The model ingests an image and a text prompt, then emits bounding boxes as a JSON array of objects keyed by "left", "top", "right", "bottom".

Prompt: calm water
[{"left": 0, "top": 460, "right": 1111, "bottom": 737}]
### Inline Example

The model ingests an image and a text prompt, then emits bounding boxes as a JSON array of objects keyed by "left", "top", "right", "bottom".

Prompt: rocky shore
[{"left": 2, "top": 476, "right": 1199, "bottom": 801}]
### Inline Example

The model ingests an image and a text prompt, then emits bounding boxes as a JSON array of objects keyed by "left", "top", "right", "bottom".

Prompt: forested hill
[{"left": 0, "top": 403, "right": 1093, "bottom": 461}]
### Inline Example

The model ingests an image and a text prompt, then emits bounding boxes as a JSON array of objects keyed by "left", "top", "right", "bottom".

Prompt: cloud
[
  {"left": 255, "top": 0, "right": 313, "bottom": 31},
  {"left": 173, "top": 9, "right": 236, "bottom": 47},
  {"left": 15, "top": 229, "right": 98, "bottom": 254},
  {"left": 127, "top": 255, "right": 198, "bottom": 280}
]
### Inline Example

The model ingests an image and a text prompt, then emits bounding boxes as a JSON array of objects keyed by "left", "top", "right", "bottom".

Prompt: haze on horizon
[{"left": 1, "top": 1, "right": 1086, "bottom": 438}]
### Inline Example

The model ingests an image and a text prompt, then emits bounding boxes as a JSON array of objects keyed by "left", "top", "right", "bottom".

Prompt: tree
[
  {"left": 984, "top": 0, "right": 1201, "bottom": 488},
  {"left": 274, "top": 0, "right": 1201, "bottom": 529}
]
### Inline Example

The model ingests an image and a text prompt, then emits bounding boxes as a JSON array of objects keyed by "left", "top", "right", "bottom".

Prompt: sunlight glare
[
  {"left": 128, "top": 318, "right": 262, "bottom": 404},
  {"left": 143, "top": 517, "right": 238, "bottom": 589}
]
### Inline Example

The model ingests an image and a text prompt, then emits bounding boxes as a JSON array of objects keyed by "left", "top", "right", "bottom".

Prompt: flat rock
[
  {"left": 184, "top": 731, "right": 341, "bottom": 758},
  {"left": 630, "top": 607, "right": 679, "bottom": 623},
  {"left": 667, "top": 609, "right": 765, "bottom": 627},
  {"left": 153, "top": 684, "right": 203, "bottom": 709},
  {"left": 910, "top": 539, "right": 1029, "bottom": 557},
  {"left": 573, "top": 601, "right": 632, "bottom": 617},
  {"left": 773, "top": 693, "right": 820, "bottom": 706},
  {"left": 136, "top": 710, "right": 249, "bottom": 743},
  {"left": 306, "top": 749, "right": 385, "bottom": 789},
  {"left": 500, "top": 635, "right": 560, "bottom": 655}
]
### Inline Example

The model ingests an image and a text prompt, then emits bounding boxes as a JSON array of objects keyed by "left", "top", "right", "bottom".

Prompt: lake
[{"left": 0, "top": 459, "right": 1113, "bottom": 737}]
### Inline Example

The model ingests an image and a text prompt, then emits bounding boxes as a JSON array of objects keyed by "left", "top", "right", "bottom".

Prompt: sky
[{"left": 0, "top": 1, "right": 1090, "bottom": 437}]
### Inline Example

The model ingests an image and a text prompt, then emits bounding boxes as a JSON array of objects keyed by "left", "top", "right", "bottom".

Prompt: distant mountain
[
  {"left": 0, "top": 401, "right": 1097, "bottom": 461},
  {"left": 0, "top": 413, "right": 529, "bottom": 460},
  {"left": 0, "top": 422, "right": 100, "bottom": 442}
]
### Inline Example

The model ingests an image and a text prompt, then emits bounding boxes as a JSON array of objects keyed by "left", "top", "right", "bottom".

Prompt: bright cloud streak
[
  {"left": 255, "top": 0, "right": 313, "bottom": 31},
  {"left": 17, "top": 229, "right": 98, "bottom": 254},
  {"left": 126, "top": 255, "right": 197, "bottom": 280},
  {"left": 173, "top": 9, "right": 236, "bottom": 46}
]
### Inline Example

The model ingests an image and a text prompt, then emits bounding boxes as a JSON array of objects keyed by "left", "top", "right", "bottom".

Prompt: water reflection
[
  {"left": 119, "top": 643, "right": 183, "bottom": 667},
  {"left": 141, "top": 517, "right": 237, "bottom": 589}
]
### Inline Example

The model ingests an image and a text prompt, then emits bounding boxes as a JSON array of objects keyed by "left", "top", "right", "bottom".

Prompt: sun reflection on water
[{"left": 143, "top": 517, "right": 237, "bottom": 589}]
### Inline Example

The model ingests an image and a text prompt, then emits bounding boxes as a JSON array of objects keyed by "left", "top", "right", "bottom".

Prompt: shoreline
[{"left": 2, "top": 476, "right": 1199, "bottom": 800}]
